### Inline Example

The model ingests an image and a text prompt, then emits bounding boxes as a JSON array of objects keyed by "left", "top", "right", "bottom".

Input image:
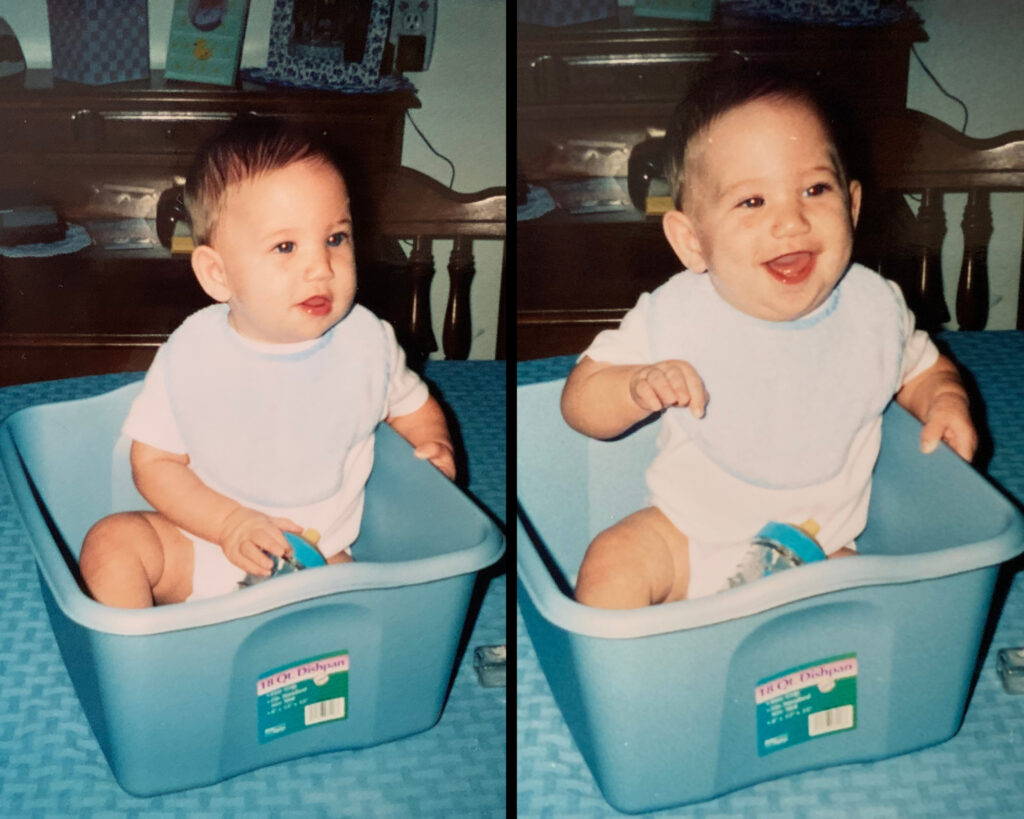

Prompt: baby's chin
[
  {"left": 228, "top": 313, "right": 343, "bottom": 345},
  {"left": 759, "top": 287, "right": 836, "bottom": 322},
  {"left": 709, "top": 276, "right": 834, "bottom": 323}
]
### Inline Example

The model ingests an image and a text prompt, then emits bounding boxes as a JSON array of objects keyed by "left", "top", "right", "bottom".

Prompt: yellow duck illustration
[{"left": 192, "top": 39, "right": 213, "bottom": 61}]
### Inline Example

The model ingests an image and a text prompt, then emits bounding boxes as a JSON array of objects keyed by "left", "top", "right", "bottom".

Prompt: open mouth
[
  {"left": 300, "top": 295, "right": 333, "bottom": 317},
  {"left": 764, "top": 251, "right": 815, "bottom": 285}
]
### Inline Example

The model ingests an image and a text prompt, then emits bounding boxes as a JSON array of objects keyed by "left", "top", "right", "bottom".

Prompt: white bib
[
  {"left": 647, "top": 265, "right": 904, "bottom": 489},
  {"left": 163, "top": 304, "right": 389, "bottom": 507}
]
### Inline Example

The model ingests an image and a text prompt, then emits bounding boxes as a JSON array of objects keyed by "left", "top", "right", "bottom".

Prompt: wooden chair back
[
  {"left": 852, "top": 109, "right": 1024, "bottom": 330},
  {"left": 366, "top": 168, "right": 506, "bottom": 365}
]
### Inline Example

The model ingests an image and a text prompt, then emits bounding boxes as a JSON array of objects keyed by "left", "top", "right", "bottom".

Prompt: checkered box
[
  {"left": 47, "top": 0, "right": 149, "bottom": 85},
  {"left": 518, "top": 0, "right": 618, "bottom": 26}
]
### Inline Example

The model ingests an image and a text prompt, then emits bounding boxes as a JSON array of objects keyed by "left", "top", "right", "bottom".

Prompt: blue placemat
[
  {"left": 0, "top": 360, "right": 505, "bottom": 817},
  {"left": 517, "top": 332, "right": 1024, "bottom": 817}
]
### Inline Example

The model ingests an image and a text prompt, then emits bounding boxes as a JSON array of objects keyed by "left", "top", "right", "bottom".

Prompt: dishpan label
[
  {"left": 257, "top": 651, "right": 349, "bottom": 743},
  {"left": 756, "top": 653, "right": 857, "bottom": 756}
]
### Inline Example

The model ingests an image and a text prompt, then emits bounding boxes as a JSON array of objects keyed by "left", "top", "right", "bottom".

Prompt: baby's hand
[
  {"left": 629, "top": 359, "right": 707, "bottom": 418},
  {"left": 217, "top": 507, "right": 303, "bottom": 576},
  {"left": 413, "top": 440, "right": 457, "bottom": 480},
  {"left": 920, "top": 392, "right": 978, "bottom": 462}
]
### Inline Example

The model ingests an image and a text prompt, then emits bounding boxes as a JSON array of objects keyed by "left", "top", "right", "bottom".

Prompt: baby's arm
[
  {"left": 387, "top": 395, "right": 456, "bottom": 480},
  {"left": 130, "top": 441, "right": 302, "bottom": 576},
  {"left": 561, "top": 355, "right": 706, "bottom": 440},
  {"left": 895, "top": 354, "right": 978, "bottom": 461}
]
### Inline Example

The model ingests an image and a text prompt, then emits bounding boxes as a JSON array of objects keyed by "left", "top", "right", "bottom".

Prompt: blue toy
[
  {"left": 727, "top": 520, "right": 827, "bottom": 588},
  {"left": 240, "top": 528, "right": 327, "bottom": 588}
]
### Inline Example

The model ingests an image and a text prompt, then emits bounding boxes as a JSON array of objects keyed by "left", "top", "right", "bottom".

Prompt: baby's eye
[
  {"left": 274, "top": 241, "right": 295, "bottom": 254},
  {"left": 327, "top": 232, "right": 348, "bottom": 247},
  {"left": 738, "top": 196, "right": 764, "bottom": 209},
  {"left": 804, "top": 183, "right": 833, "bottom": 197}
]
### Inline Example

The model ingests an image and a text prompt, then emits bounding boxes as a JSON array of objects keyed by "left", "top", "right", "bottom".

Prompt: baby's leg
[
  {"left": 79, "top": 512, "right": 195, "bottom": 608},
  {"left": 327, "top": 551, "right": 354, "bottom": 564},
  {"left": 574, "top": 507, "right": 690, "bottom": 609}
]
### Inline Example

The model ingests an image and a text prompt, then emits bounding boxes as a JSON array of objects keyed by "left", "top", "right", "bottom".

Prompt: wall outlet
[{"left": 387, "top": 0, "right": 436, "bottom": 72}]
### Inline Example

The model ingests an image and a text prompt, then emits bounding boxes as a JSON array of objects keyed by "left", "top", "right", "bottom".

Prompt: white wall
[
  {"left": 2, "top": 0, "right": 506, "bottom": 357},
  {"left": 906, "top": 0, "right": 1024, "bottom": 330}
]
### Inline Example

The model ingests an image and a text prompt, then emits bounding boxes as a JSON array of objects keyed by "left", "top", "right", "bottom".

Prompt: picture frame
[
  {"left": 247, "top": 0, "right": 393, "bottom": 92},
  {"left": 165, "top": 0, "right": 251, "bottom": 86}
]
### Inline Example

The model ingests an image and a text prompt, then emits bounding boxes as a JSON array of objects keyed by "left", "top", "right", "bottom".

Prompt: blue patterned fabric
[
  {"left": 722, "top": 0, "right": 920, "bottom": 26},
  {"left": 0, "top": 360, "right": 505, "bottom": 816},
  {"left": 46, "top": 0, "right": 149, "bottom": 85},
  {"left": 244, "top": 0, "right": 394, "bottom": 93},
  {"left": 517, "top": 0, "right": 618, "bottom": 27},
  {"left": 518, "top": 332, "right": 1024, "bottom": 816}
]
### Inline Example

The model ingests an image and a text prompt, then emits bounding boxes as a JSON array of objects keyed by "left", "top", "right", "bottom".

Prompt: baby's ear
[
  {"left": 848, "top": 179, "right": 863, "bottom": 228},
  {"left": 662, "top": 209, "right": 708, "bottom": 273},
  {"left": 190, "top": 245, "right": 231, "bottom": 303}
]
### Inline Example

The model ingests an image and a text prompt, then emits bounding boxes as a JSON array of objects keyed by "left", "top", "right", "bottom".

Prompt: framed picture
[
  {"left": 165, "top": 0, "right": 251, "bottom": 86},
  {"left": 247, "top": 0, "right": 393, "bottom": 92}
]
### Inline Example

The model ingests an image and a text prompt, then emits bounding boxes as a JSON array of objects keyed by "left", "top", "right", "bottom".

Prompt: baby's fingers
[
  {"left": 230, "top": 540, "right": 277, "bottom": 576},
  {"left": 920, "top": 413, "right": 978, "bottom": 462},
  {"left": 269, "top": 517, "right": 303, "bottom": 555},
  {"left": 645, "top": 361, "right": 706, "bottom": 417},
  {"left": 631, "top": 370, "right": 670, "bottom": 413},
  {"left": 632, "top": 363, "right": 706, "bottom": 417},
  {"left": 666, "top": 361, "right": 707, "bottom": 418},
  {"left": 413, "top": 441, "right": 457, "bottom": 480}
]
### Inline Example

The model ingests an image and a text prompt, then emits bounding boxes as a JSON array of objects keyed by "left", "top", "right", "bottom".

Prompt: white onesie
[
  {"left": 583, "top": 265, "right": 940, "bottom": 597},
  {"left": 123, "top": 303, "right": 429, "bottom": 600}
]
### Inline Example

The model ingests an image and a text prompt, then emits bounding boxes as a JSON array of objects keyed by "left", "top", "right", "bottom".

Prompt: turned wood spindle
[
  {"left": 443, "top": 237, "right": 475, "bottom": 360},
  {"left": 407, "top": 236, "right": 438, "bottom": 365},
  {"left": 956, "top": 188, "right": 992, "bottom": 330},
  {"left": 912, "top": 188, "right": 951, "bottom": 328}
]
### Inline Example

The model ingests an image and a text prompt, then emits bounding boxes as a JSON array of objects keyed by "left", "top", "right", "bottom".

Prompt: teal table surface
[
  {"left": 518, "top": 331, "right": 1024, "bottom": 817},
  {"left": 0, "top": 359, "right": 506, "bottom": 817}
]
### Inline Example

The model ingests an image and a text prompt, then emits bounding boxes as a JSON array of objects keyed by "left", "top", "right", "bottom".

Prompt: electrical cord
[
  {"left": 911, "top": 44, "right": 970, "bottom": 134},
  {"left": 406, "top": 111, "right": 457, "bottom": 188}
]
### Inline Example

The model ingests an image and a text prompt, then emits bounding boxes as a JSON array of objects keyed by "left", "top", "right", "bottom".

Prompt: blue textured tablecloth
[
  {"left": 518, "top": 332, "right": 1024, "bottom": 817},
  {"left": 0, "top": 360, "right": 505, "bottom": 817}
]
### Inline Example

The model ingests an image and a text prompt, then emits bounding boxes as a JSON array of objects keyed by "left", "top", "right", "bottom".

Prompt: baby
[
  {"left": 80, "top": 115, "right": 455, "bottom": 608},
  {"left": 561, "top": 68, "right": 978, "bottom": 609}
]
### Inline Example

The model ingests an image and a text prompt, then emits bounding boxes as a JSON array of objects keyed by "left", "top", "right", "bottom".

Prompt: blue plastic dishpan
[
  {"left": 517, "top": 378, "right": 1024, "bottom": 814},
  {"left": 0, "top": 382, "right": 504, "bottom": 796}
]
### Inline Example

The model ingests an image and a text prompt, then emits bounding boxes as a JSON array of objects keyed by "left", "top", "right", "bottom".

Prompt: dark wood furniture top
[
  {"left": 518, "top": 14, "right": 925, "bottom": 182},
  {"left": 0, "top": 70, "right": 416, "bottom": 217}
]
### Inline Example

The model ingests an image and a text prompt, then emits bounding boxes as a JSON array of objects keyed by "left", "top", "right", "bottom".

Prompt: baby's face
[
  {"left": 670, "top": 96, "right": 861, "bottom": 322},
  {"left": 210, "top": 157, "right": 356, "bottom": 343}
]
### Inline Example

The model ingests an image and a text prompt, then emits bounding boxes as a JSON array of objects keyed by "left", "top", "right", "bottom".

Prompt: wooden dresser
[
  {"left": 0, "top": 70, "right": 418, "bottom": 385},
  {"left": 517, "top": 15, "right": 927, "bottom": 359}
]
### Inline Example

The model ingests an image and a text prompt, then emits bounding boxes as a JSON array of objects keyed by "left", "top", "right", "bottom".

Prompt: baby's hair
[
  {"left": 664, "top": 66, "right": 850, "bottom": 211},
  {"left": 184, "top": 114, "right": 342, "bottom": 245}
]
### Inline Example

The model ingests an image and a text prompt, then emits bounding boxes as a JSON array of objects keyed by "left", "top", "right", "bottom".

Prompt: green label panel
[
  {"left": 257, "top": 651, "right": 349, "bottom": 743},
  {"left": 756, "top": 653, "right": 857, "bottom": 755}
]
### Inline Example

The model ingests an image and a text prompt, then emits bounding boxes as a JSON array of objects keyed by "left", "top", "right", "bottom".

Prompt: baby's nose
[
  {"left": 771, "top": 199, "right": 811, "bottom": 238},
  {"left": 304, "top": 247, "right": 334, "bottom": 279}
]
